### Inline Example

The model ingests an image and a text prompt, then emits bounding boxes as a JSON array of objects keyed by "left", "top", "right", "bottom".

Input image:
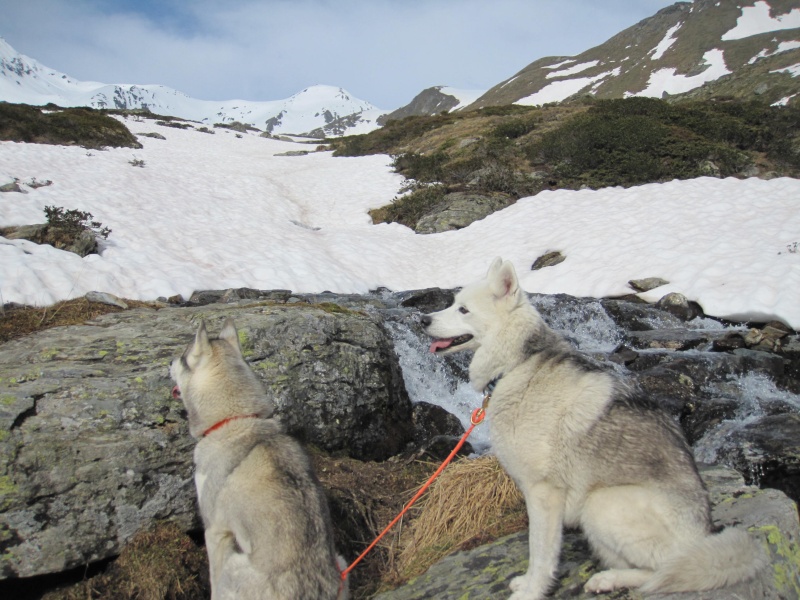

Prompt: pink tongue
[{"left": 429, "top": 339, "right": 453, "bottom": 353}]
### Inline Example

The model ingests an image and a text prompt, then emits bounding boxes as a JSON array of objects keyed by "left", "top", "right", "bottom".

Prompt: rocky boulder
[
  {"left": 0, "top": 299, "right": 413, "bottom": 579},
  {"left": 415, "top": 192, "right": 514, "bottom": 234},
  {"left": 0, "top": 223, "right": 98, "bottom": 257}
]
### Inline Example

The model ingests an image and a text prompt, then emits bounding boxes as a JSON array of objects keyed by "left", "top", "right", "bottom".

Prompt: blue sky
[{"left": 1, "top": 0, "right": 680, "bottom": 109}]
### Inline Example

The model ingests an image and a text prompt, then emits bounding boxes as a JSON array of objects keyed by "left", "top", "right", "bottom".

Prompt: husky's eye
[{"left": 458, "top": 306, "right": 469, "bottom": 314}]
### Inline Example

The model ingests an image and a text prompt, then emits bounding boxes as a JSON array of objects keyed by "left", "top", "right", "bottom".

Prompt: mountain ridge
[
  {"left": 4, "top": 1, "right": 800, "bottom": 133},
  {"left": 465, "top": 0, "right": 800, "bottom": 111},
  {"left": 0, "top": 37, "right": 385, "bottom": 138}
]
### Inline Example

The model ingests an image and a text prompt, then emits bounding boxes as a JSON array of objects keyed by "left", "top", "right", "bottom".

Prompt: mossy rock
[{"left": 415, "top": 192, "right": 514, "bottom": 234}]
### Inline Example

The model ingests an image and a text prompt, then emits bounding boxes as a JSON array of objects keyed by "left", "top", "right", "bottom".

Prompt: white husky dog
[
  {"left": 171, "top": 318, "right": 348, "bottom": 600},
  {"left": 422, "top": 258, "right": 764, "bottom": 599}
]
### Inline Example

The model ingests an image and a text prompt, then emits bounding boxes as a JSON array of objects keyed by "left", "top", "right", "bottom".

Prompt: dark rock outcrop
[
  {"left": 415, "top": 192, "right": 514, "bottom": 234},
  {"left": 1, "top": 287, "right": 799, "bottom": 592}
]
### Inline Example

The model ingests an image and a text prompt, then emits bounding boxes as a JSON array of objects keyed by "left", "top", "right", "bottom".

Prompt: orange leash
[{"left": 339, "top": 404, "right": 487, "bottom": 583}]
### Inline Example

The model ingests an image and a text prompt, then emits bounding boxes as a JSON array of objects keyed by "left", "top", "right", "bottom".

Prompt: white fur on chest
[
  {"left": 195, "top": 470, "right": 208, "bottom": 503},
  {"left": 487, "top": 364, "right": 614, "bottom": 482}
]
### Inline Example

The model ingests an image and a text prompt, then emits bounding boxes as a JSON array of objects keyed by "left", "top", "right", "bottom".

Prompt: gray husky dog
[
  {"left": 171, "top": 318, "right": 348, "bottom": 600},
  {"left": 422, "top": 258, "right": 765, "bottom": 600}
]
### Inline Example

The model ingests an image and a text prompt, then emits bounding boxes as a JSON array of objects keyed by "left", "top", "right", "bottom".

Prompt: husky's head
[
  {"left": 422, "top": 257, "right": 524, "bottom": 355},
  {"left": 170, "top": 318, "right": 273, "bottom": 438}
]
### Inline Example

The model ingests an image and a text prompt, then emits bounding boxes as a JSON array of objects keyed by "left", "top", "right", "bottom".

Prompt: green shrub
[
  {"left": 391, "top": 152, "right": 449, "bottom": 183},
  {"left": 371, "top": 184, "right": 447, "bottom": 228},
  {"left": 45, "top": 205, "right": 111, "bottom": 240},
  {"left": 525, "top": 97, "right": 785, "bottom": 188},
  {"left": 490, "top": 116, "right": 539, "bottom": 140},
  {"left": 155, "top": 120, "right": 192, "bottom": 129},
  {"left": 0, "top": 103, "right": 142, "bottom": 149},
  {"left": 332, "top": 113, "right": 459, "bottom": 156}
]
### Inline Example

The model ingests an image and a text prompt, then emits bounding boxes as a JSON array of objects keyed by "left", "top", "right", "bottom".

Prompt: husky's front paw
[
  {"left": 509, "top": 574, "right": 546, "bottom": 600},
  {"left": 585, "top": 568, "right": 651, "bottom": 594},
  {"left": 584, "top": 570, "right": 619, "bottom": 594},
  {"left": 509, "top": 574, "right": 529, "bottom": 592}
]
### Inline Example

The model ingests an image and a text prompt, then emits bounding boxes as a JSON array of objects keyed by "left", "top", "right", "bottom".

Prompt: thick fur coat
[
  {"left": 171, "top": 319, "right": 347, "bottom": 600},
  {"left": 423, "top": 258, "right": 764, "bottom": 600}
]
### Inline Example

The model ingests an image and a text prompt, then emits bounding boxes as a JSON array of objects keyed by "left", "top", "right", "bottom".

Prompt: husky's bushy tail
[{"left": 643, "top": 527, "right": 766, "bottom": 593}]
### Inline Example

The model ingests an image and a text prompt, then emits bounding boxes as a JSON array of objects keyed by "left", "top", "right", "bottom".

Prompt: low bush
[
  {"left": 45, "top": 205, "right": 111, "bottom": 240},
  {"left": 369, "top": 184, "right": 447, "bottom": 229},
  {"left": 0, "top": 103, "right": 142, "bottom": 148},
  {"left": 391, "top": 152, "right": 449, "bottom": 183},
  {"left": 525, "top": 97, "right": 784, "bottom": 188},
  {"left": 332, "top": 112, "right": 460, "bottom": 157}
]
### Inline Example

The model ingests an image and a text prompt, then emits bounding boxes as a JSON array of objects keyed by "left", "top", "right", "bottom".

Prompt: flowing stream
[
  {"left": 385, "top": 320, "right": 491, "bottom": 451},
  {"left": 693, "top": 372, "right": 800, "bottom": 479},
  {"left": 384, "top": 297, "right": 799, "bottom": 473}
]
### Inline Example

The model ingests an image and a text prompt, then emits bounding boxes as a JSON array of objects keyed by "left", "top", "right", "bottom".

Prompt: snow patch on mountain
[
  {"left": 749, "top": 40, "right": 800, "bottom": 64},
  {"left": 633, "top": 49, "right": 732, "bottom": 98},
  {"left": 651, "top": 22, "right": 683, "bottom": 61},
  {"left": 546, "top": 60, "right": 600, "bottom": 79},
  {"left": 517, "top": 68, "right": 620, "bottom": 106},
  {"left": 722, "top": 1, "right": 800, "bottom": 41},
  {"left": 772, "top": 63, "right": 800, "bottom": 77}
]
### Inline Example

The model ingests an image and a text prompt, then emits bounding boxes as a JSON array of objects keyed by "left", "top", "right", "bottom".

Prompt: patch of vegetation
[
  {"left": 155, "top": 120, "right": 192, "bottom": 130},
  {"left": 525, "top": 97, "right": 800, "bottom": 188},
  {"left": 489, "top": 113, "right": 540, "bottom": 140},
  {"left": 392, "top": 151, "right": 450, "bottom": 183},
  {"left": 331, "top": 97, "right": 800, "bottom": 228},
  {"left": 40, "top": 522, "right": 208, "bottom": 600},
  {"left": 309, "top": 451, "right": 437, "bottom": 599},
  {"left": 384, "top": 455, "right": 526, "bottom": 591},
  {"left": 214, "top": 121, "right": 260, "bottom": 133},
  {"left": 0, "top": 296, "right": 157, "bottom": 343},
  {"left": 45, "top": 205, "right": 111, "bottom": 240},
  {"left": 370, "top": 184, "right": 448, "bottom": 228},
  {"left": 0, "top": 103, "right": 142, "bottom": 149},
  {"left": 332, "top": 112, "right": 462, "bottom": 157}
]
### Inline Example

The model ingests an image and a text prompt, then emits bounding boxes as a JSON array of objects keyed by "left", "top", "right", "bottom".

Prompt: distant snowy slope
[
  {"left": 470, "top": 0, "right": 800, "bottom": 109},
  {"left": 0, "top": 38, "right": 386, "bottom": 137}
]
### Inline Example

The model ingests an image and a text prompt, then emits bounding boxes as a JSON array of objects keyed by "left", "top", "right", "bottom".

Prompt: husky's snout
[{"left": 420, "top": 312, "right": 474, "bottom": 354}]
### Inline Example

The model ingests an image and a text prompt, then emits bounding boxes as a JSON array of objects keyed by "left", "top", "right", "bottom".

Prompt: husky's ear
[
  {"left": 218, "top": 318, "right": 242, "bottom": 354},
  {"left": 486, "top": 256, "right": 504, "bottom": 279},
  {"left": 489, "top": 260, "right": 519, "bottom": 300},
  {"left": 189, "top": 320, "right": 212, "bottom": 361}
]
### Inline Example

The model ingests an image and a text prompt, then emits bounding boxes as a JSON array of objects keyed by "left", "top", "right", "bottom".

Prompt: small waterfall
[
  {"left": 386, "top": 320, "right": 491, "bottom": 451},
  {"left": 529, "top": 295, "right": 623, "bottom": 353},
  {"left": 693, "top": 373, "right": 800, "bottom": 475}
]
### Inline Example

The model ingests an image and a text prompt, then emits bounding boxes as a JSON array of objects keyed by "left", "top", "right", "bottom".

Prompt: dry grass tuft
[
  {"left": 0, "top": 297, "right": 157, "bottom": 343},
  {"left": 41, "top": 523, "right": 208, "bottom": 600},
  {"left": 389, "top": 455, "right": 526, "bottom": 585}
]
